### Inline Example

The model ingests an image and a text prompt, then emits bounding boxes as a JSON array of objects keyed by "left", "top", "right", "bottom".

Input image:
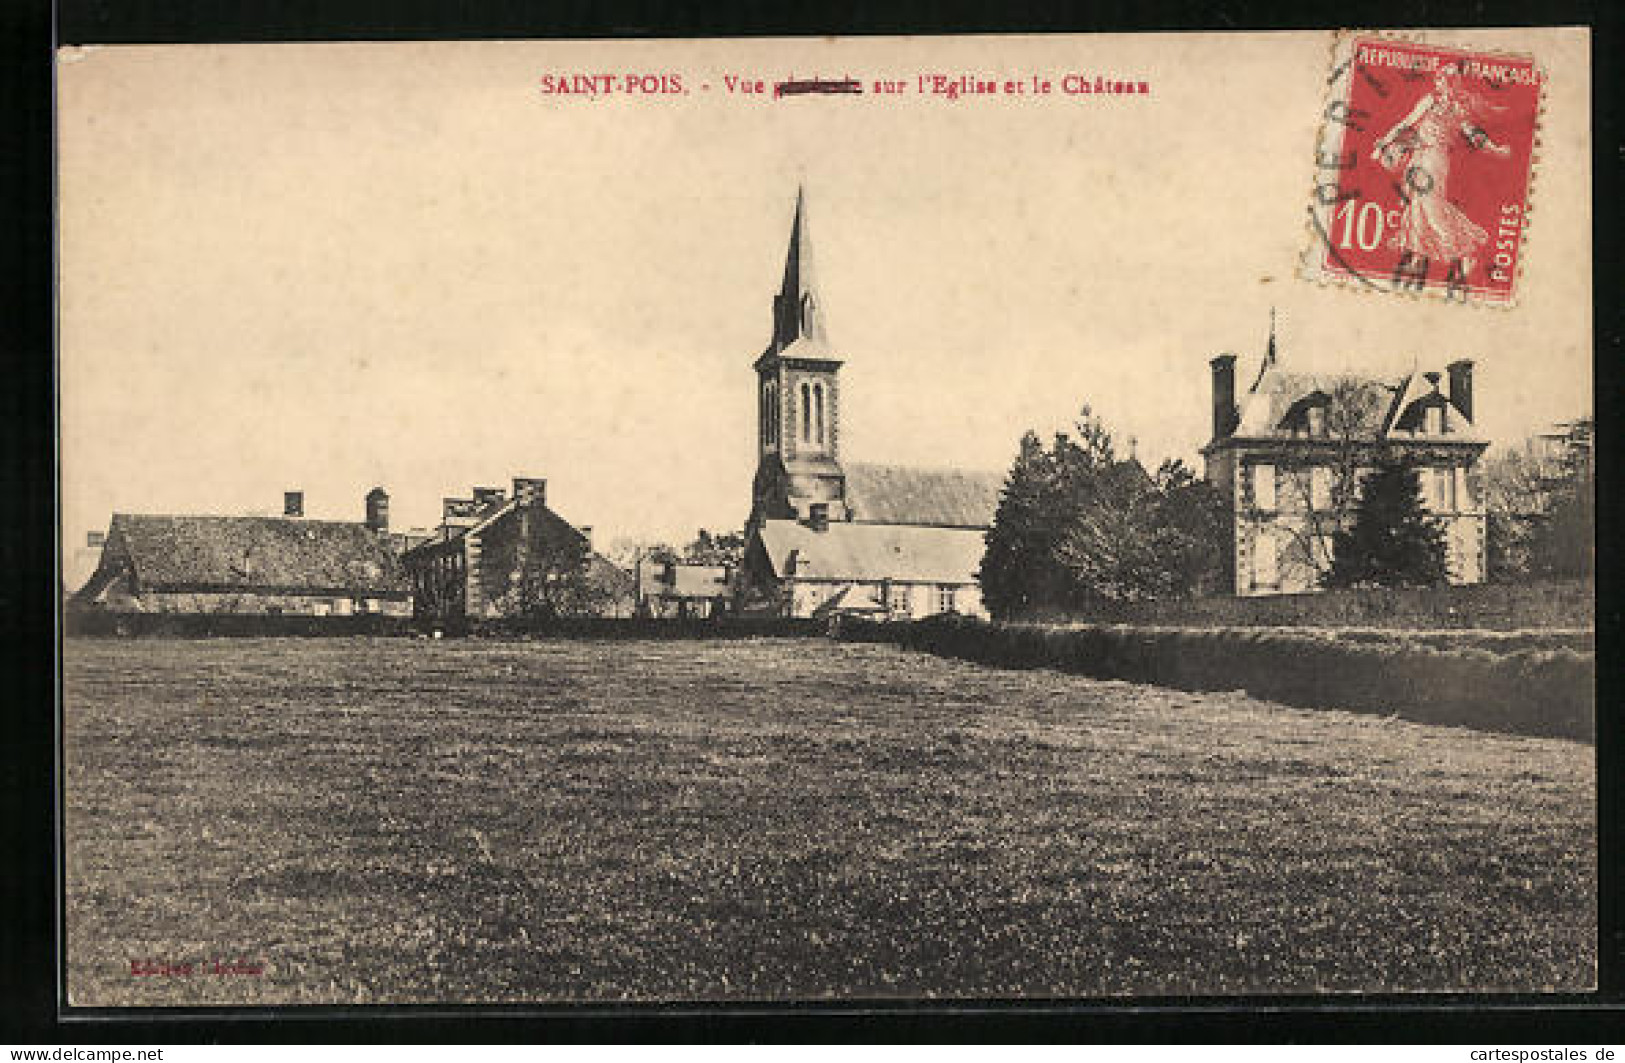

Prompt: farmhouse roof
[
  {"left": 757, "top": 519, "right": 986, "bottom": 584},
  {"left": 843, "top": 463, "right": 1004, "bottom": 529},
  {"left": 103, "top": 514, "right": 410, "bottom": 597}
]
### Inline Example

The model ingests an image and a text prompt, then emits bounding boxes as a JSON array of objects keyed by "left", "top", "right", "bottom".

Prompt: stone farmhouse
[
  {"left": 739, "top": 189, "right": 1003, "bottom": 620},
  {"left": 74, "top": 489, "right": 412, "bottom": 616},
  {"left": 635, "top": 561, "right": 734, "bottom": 619},
  {"left": 401, "top": 476, "right": 634, "bottom": 622},
  {"left": 1201, "top": 318, "right": 1488, "bottom": 596}
]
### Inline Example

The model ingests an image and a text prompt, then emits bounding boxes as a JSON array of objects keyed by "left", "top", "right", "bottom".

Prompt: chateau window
[
  {"left": 1253, "top": 464, "right": 1276, "bottom": 510},
  {"left": 1430, "top": 468, "right": 1455, "bottom": 511},
  {"left": 800, "top": 383, "right": 811, "bottom": 443},
  {"left": 1310, "top": 466, "right": 1331, "bottom": 510},
  {"left": 1253, "top": 529, "right": 1279, "bottom": 589}
]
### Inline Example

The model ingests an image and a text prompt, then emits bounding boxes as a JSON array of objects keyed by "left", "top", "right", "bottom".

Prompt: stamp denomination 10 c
[{"left": 1302, "top": 34, "right": 1542, "bottom": 308}]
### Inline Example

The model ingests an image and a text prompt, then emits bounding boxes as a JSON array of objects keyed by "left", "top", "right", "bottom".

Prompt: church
[{"left": 739, "top": 189, "right": 1004, "bottom": 620}]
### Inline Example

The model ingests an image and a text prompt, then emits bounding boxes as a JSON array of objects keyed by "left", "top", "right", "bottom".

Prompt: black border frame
[{"left": 9, "top": 0, "right": 1622, "bottom": 1043}]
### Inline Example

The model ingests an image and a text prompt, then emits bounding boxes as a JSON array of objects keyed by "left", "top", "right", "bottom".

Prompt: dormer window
[
  {"left": 1426, "top": 404, "right": 1444, "bottom": 434},
  {"left": 1307, "top": 405, "right": 1326, "bottom": 435}
]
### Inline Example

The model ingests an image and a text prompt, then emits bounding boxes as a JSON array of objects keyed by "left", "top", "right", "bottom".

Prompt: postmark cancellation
[{"left": 1302, "top": 33, "right": 1543, "bottom": 308}]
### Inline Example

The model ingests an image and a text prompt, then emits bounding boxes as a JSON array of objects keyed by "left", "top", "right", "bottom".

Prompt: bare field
[{"left": 63, "top": 637, "right": 1595, "bottom": 1004}]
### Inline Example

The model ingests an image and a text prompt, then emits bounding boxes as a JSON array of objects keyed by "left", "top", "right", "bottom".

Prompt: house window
[
  {"left": 937, "top": 585, "right": 957, "bottom": 614},
  {"left": 1307, "top": 405, "right": 1326, "bottom": 435},
  {"left": 885, "top": 583, "right": 912, "bottom": 617},
  {"left": 1426, "top": 405, "right": 1444, "bottom": 434},
  {"left": 1310, "top": 466, "right": 1331, "bottom": 511},
  {"left": 1252, "top": 464, "right": 1276, "bottom": 510}
]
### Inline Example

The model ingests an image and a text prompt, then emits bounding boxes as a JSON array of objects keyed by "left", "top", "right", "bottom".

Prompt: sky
[{"left": 57, "top": 31, "right": 1592, "bottom": 564}]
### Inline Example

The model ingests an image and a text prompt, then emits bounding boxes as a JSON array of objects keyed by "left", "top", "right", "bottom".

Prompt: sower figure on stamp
[{"left": 1370, "top": 63, "right": 1512, "bottom": 279}]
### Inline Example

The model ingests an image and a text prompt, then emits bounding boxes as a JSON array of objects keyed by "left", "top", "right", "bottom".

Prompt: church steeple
[
  {"left": 750, "top": 186, "right": 849, "bottom": 532},
  {"left": 770, "top": 185, "right": 827, "bottom": 352}
]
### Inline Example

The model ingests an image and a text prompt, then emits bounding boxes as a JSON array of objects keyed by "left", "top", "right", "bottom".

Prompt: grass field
[{"left": 63, "top": 637, "right": 1596, "bottom": 1004}]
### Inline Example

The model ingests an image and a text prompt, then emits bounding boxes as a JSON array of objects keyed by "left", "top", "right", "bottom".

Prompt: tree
[
  {"left": 1273, "top": 378, "right": 1391, "bottom": 583},
  {"left": 980, "top": 412, "right": 1117, "bottom": 616},
  {"left": 1150, "top": 459, "right": 1233, "bottom": 598},
  {"left": 1530, "top": 474, "right": 1594, "bottom": 578},
  {"left": 1323, "top": 457, "right": 1449, "bottom": 588},
  {"left": 979, "top": 407, "right": 1230, "bottom": 616},
  {"left": 682, "top": 529, "right": 746, "bottom": 567},
  {"left": 1482, "top": 418, "right": 1594, "bottom": 581},
  {"left": 604, "top": 537, "right": 679, "bottom": 570},
  {"left": 506, "top": 532, "right": 617, "bottom": 619}
]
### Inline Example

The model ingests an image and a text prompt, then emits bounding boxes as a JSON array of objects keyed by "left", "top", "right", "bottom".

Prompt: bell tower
[{"left": 750, "top": 187, "right": 848, "bottom": 530}]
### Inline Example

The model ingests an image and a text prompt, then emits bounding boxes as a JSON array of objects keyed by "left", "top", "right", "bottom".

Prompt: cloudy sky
[{"left": 58, "top": 30, "right": 1591, "bottom": 559}]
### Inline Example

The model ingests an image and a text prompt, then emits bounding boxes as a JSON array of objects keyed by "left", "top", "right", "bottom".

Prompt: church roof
[
  {"left": 844, "top": 462, "right": 1004, "bottom": 529},
  {"left": 757, "top": 519, "right": 986, "bottom": 584},
  {"left": 92, "top": 514, "right": 409, "bottom": 597}
]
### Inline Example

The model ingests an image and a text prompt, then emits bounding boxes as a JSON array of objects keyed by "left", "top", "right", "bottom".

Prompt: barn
[{"left": 74, "top": 505, "right": 412, "bottom": 616}]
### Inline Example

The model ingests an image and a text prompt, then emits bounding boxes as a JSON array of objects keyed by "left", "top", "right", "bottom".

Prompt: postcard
[{"left": 58, "top": 30, "right": 1594, "bottom": 1006}]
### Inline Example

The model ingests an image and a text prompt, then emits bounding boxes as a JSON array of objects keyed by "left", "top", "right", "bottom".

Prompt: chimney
[
  {"left": 512, "top": 477, "right": 547, "bottom": 508},
  {"left": 1210, "top": 354, "right": 1237, "bottom": 439},
  {"left": 807, "top": 502, "right": 830, "bottom": 532},
  {"left": 1447, "top": 359, "right": 1474, "bottom": 422},
  {"left": 284, "top": 491, "right": 304, "bottom": 518},
  {"left": 365, "top": 487, "right": 390, "bottom": 533},
  {"left": 472, "top": 486, "right": 507, "bottom": 509}
]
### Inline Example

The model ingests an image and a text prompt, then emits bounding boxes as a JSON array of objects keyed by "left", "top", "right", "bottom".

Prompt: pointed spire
[
  {"left": 1249, "top": 307, "right": 1279, "bottom": 393},
  {"left": 771, "top": 185, "right": 827, "bottom": 351}
]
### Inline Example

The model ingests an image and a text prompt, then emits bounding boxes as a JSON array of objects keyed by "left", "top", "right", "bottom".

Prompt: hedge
[
  {"left": 64, "top": 611, "right": 826, "bottom": 641},
  {"left": 835, "top": 615, "right": 1594, "bottom": 742}
]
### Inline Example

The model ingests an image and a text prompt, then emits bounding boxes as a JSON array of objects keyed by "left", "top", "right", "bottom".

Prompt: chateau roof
[
  {"left": 844, "top": 462, "right": 1003, "bottom": 529},
  {"left": 1234, "top": 370, "right": 1401, "bottom": 437},
  {"left": 95, "top": 514, "right": 409, "bottom": 597},
  {"left": 757, "top": 519, "right": 986, "bottom": 585}
]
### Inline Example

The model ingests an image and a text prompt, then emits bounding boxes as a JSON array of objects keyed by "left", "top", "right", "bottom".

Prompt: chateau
[
  {"left": 739, "top": 189, "right": 1003, "bottom": 619},
  {"left": 1201, "top": 318, "right": 1489, "bottom": 596}
]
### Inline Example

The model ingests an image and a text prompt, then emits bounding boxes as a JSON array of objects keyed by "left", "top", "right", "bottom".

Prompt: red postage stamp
[{"left": 1302, "top": 34, "right": 1543, "bottom": 307}]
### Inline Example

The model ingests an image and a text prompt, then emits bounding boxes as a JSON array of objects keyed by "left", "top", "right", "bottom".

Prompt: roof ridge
[
  {"left": 845, "top": 460, "right": 1005, "bottom": 478},
  {"left": 115, "top": 512, "right": 373, "bottom": 527}
]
